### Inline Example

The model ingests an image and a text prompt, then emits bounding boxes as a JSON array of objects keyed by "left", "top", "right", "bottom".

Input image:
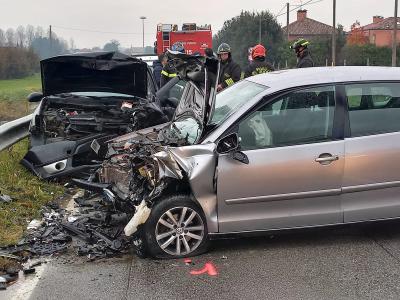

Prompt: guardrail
[{"left": 0, "top": 114, "right": 33, "bottom": 152}]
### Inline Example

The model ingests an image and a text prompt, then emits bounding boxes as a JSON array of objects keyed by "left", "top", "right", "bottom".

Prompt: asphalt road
[{"left": 5, "top": 220, "right": 400, "bottom": 300}]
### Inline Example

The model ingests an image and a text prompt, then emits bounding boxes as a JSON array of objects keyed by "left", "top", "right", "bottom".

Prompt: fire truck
[{"left": 155, "top": 23, "right": 212, "bottom": 55}]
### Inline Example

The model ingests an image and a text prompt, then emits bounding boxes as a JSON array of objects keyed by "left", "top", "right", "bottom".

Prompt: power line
[
  {"left": 52, "top": 25, "right": 153, "bottom": 35},
  {"left": 275, "top": 4, "right": 287, "bottom": 17},
  {"left": 275, "top": 0, "right": 325, "bottom": 18}
]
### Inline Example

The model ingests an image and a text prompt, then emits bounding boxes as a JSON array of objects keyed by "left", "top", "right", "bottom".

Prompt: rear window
[{"left": 345, "top": 82, "right": 400, "bottom": 137}]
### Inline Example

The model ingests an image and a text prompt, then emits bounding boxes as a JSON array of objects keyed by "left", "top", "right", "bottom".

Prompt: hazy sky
[{"left": 0, "top": 0, "right": 397, "bottom": 48}]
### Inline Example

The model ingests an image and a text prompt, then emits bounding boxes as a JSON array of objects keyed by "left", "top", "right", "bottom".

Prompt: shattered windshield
[
  {"left": 170, "top": 116, "right": 201, "bottom": 145},
  {"left": 209, "top": 80, "right": 268, "bottom": 125}
]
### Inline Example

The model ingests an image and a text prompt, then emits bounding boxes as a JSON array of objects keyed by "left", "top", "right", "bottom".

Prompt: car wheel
[{"left": 142, "top": 194, "right": 209, "bottom": 259}]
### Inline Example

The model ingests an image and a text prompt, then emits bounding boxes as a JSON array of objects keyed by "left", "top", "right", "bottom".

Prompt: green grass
[
  {"left": 0, "top": 74, "right": 41, "bottom": 101},
  {"left": 0, "top": 74, "right": 41, "bottom": 121},
  {"left": 0, "top": 140, "right": 64, "bottom": 246}
]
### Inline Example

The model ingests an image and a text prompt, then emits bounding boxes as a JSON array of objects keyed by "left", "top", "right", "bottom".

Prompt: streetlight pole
[
  {"left": 332, "top": 0, "right": 336, "bottom": 66},
  {"left": 259, "top": 15, "right": 261, "bottom": 44},
  {"left": 140, "top": 16, "right": 146, "bottom": 49},
  {"left": 392, "top": 0, "right": 398, "bottom": 67}
]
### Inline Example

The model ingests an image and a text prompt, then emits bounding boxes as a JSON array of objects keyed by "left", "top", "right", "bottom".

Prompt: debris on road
[
  {"left": 1, "top": 189, "right": 135, "bottom": 268},
  {"left": 189, "top": 262, "right": 218, "bottom": 276},
  {"left": 0, "top": 194, "right": 12, "bottom": 203}
]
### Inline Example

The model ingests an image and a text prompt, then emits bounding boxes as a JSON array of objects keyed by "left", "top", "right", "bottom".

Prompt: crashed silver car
[
  {"left": 79, "top": 66, "right": 400, "bottom": 258},
  {"left": 21, "top": 51, "right": 175, "bottom": 180}
]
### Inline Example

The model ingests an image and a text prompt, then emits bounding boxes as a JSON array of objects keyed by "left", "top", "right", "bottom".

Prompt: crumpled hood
[{"left": 40, "top": 51, "right": 148, "bottom": 98}]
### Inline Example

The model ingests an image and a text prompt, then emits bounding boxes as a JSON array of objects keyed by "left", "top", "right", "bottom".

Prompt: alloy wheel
[{"left": 155, "top": 206, "right": 205, "bottom": 256}]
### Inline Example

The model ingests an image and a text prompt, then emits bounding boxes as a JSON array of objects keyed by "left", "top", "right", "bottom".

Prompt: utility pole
[
  {"left": 49, "top": 25, "right": 52, "bottom": 56},
  {"left": 332, "top": 0, "right": 336, "bottom": 66},
  {"left": 286, "top": 2, "right": 290, "bottom": 40},
  {"left": 140, "top": 16, "right": 146, "bottom": 49},
  {"left": 392, "top": 0, "right": 398, "bottom": 67},
  {"left": 259, "top": 15, "right": 262, "bottom": 44}
]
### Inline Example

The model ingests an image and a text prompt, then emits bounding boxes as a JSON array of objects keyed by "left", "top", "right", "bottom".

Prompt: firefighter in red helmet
[{"left": 243, "top": 44, "right": 274, "bottom": 78}]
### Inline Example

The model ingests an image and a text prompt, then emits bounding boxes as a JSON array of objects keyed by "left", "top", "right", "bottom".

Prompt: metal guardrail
[{"left": 0, "top": 114, "right": 33, "bottom": 152}]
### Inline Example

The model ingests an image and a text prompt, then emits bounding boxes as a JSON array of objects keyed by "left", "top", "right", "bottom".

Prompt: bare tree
[
  {"left": 6, "top": 28, "right": 15, "bottom": 46},
  {"left": 35, "top": 26, "right": 44, "bottom": 39},
  {"left": 69, "top": 38, "right": 75, "bottom": 51},
  {"left": 26, "top": 25, "right": 35, "bottom": 47},
  {"left": 16, "top": 25, "right": 26, "bottom": 47},
  {"left": 0, "top": 29, "right": 5, "bottom": 46}
]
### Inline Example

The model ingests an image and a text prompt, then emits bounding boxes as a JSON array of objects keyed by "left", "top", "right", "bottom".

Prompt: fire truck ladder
[{"left": 162, "top": 31, "right": 171, "bottom": 52}]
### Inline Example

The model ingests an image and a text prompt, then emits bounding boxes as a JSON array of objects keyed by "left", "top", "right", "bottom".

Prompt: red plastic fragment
[{"left": 189, "top": 262, "right": 218, "bottom": 276}]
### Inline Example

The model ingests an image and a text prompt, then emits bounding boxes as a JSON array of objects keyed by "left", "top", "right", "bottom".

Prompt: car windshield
[
  {"left": 170, "top": 116, "right": 202, "bottom": 145},
  {"left": 209, "top": 80, "right": 268, "bottom": 125}
]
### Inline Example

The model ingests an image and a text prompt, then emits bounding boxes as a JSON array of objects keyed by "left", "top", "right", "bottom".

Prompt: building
[
  {"left": 361, "top": 16, "right": 400, "bottom": 47},
  {"left": 282, "top": 9, "right": 336, "bottom": 41}
]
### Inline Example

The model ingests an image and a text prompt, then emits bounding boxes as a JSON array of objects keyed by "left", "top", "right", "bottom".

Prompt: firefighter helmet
[
  {"left": 217, "top": 43, "right": 231, "bottom": 54},
  {"left": 290, "top": 38, "right": 310, "bottom": 50},
  {"left": 252, "top": 44, "right": 266, "bottom": 59}
]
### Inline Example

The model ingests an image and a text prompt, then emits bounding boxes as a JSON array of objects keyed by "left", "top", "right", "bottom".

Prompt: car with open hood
[
  {"left": 77, "top": 63, "right": 400, "bottom": 259},
  {"left": 21, "top": 51, "right": 179, "bottom": 180}
]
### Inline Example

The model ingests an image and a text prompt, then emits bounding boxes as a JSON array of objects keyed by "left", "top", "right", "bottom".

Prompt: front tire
[{"left": 143, "top": 195, "right": 209, "bottom": 259}]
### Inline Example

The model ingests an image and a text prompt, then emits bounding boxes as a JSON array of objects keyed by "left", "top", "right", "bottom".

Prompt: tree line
[
  {"left": 213, "top": 11, "right": 400, "bottom": 69},
  {"left": 0, "top": 25, "right": 72, "bottom": 79}
]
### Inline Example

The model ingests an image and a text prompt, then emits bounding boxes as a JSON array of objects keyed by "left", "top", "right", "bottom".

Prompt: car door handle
[{"left": 315, "top": 154, "right": 339, "bottom": 164}]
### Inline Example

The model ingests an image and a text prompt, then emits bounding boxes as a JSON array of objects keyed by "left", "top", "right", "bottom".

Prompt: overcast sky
[{"left": 0, "top": 0, "right": 397, "bottom": 48}]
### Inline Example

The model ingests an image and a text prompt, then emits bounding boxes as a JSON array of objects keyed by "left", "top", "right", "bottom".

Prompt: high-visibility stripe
[
  {"left": 225, "top": 78, "right": 234, "bottom": 86},
  {"left": 161, "top": 70, "right": 177, "bottom": 78}
]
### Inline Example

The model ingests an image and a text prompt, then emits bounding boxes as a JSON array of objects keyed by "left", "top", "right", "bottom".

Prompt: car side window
[
  {"left": 345, "top": 83, "right": 400, "bottom": 137},
  {"left": 238, "top": 86, "right": 336, "bottom": 150}
]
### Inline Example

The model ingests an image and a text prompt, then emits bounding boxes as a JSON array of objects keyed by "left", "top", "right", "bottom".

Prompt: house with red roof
[
  {"left": 282, "top": 9, "right": 336, "bottom": 41},
  {"left": 361, "top": 16, "right": 400, "bottom": 47}
]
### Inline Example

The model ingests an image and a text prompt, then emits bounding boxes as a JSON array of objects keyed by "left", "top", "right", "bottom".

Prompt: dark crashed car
[{"left": 21, "top": 51, "right": 177, "bottom": 180}]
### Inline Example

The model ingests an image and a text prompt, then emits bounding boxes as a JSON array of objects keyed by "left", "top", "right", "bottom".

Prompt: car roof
[{"left": 247, "top": 66, "right": 400, "bottom": 90}]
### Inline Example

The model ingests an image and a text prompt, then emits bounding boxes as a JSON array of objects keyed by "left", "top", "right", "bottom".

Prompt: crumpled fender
[{"left": 151, "top": 143, "right": 219, "bottom": 233}]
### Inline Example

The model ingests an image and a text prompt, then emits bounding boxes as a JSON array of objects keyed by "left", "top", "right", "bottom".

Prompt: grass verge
[
  {"left": 0, "top": 139, "right": 64, "bottom": 247},
  {"left": 0, "top": 74, "right": 41, "bottom": 121}
]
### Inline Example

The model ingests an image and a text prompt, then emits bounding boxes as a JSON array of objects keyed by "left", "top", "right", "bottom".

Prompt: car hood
[
  {"left": 40, "top": 51, "right": 148, "bottom": 98},
  {"left": 165, "top": 51, "right": 219, "bottom": 126}
]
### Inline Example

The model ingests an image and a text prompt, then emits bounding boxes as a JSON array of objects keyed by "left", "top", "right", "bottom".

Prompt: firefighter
[
  {"left": 290, "top": 38, "right": 314, "bottom": 68},
  {"left": 160, "top": 42, "right": 185, "bottom": 87},
  {"left": 153, "top": 54, "right": 167, "bottom": 88},
  {"left": 243, "top": 44, "right": 274, "bottom": 78},
  {"left": 217, "top": 43, "right": 241, "bottom": 92}
]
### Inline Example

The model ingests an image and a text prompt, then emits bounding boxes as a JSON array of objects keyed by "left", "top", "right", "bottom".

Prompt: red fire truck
[{"left": 155, "top": 23, "right": 212, "bottom": 55}]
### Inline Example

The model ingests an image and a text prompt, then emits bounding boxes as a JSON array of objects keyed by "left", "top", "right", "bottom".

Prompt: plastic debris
[
  {"left": 124, "top": 200, "right": 151, "bottom": 236},
  {"left": 27, "top": 219, "right": 43, "bottom": 230},
  {"left": 0, "top": 194, "right": 12, "bottom": 203}
]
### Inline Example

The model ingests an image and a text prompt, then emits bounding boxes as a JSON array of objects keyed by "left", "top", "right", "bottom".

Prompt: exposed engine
[{"left": 35, "top": 95, "right": 170, "bottom": 144}]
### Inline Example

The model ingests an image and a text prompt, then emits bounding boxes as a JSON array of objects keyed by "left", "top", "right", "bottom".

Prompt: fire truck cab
[{"left": 155, "top": 23, "right": 212, "bottom": 55}]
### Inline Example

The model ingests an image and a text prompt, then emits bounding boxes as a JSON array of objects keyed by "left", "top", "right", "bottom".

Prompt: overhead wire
[{"left": 275, "top": 0, "right": 325, "bottom": 18}]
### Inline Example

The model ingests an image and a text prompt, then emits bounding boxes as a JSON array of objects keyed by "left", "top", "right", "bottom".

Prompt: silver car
[{"left": 89, "top": 66, "right": 400, "bottom": 258}]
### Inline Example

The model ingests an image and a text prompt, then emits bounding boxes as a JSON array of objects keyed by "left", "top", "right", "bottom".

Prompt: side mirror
[
  {"left": 27, "top": 92, "right": 43, "bottom": 103},
  {"left": 217, "top": 133, "right": 239, "bottom": 154}
]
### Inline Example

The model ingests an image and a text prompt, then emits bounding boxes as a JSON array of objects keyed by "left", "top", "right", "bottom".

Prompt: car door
[
  {"left": 217, "top": 85, "right": 345, "bottom": 233},
  {"left": 342, "top": 82, "right": 400, "bottom": 222}
]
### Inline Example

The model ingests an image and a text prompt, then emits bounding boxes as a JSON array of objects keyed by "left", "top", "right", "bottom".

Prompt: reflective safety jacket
[
  {"left": 218, "top": 57, "right": 241, "bottom": 89},
  {"left": 243, "top": 58, "right": 275, "bottom": 78},
  {"left": 160, "top": 62, "right": 178, "bottom": 87}
]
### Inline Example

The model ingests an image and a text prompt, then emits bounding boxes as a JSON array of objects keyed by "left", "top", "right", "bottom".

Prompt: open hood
[
  {"left": 40, "top": 51, "right": 148, "bottom": 98},
  {"left": 166, "top": 51, "right": 219, "bottom": 126}
]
